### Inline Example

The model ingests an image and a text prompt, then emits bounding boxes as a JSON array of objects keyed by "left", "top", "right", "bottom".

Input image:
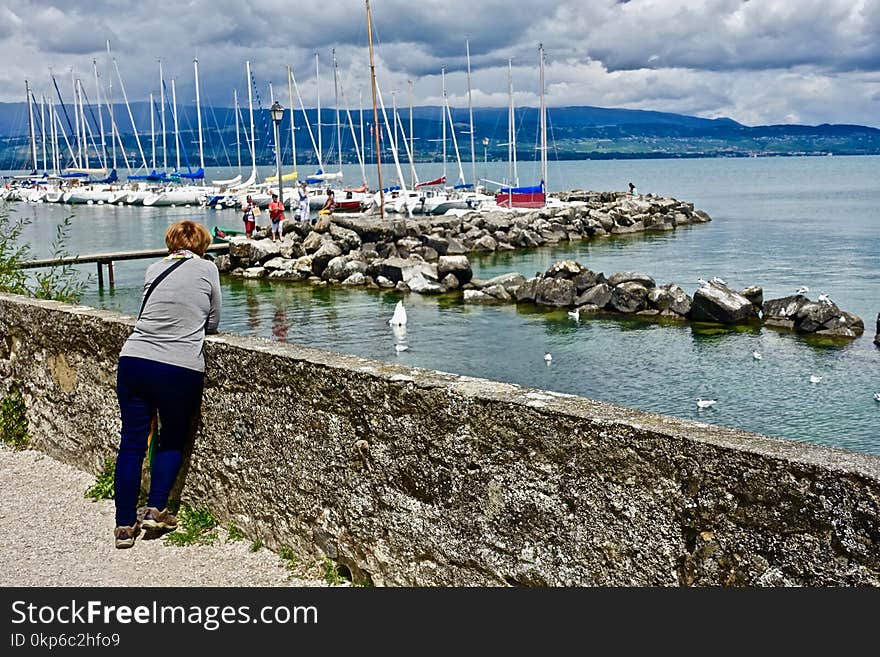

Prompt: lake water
[{"left": 6, "top": 156, "right": 880, "bottom": 455}]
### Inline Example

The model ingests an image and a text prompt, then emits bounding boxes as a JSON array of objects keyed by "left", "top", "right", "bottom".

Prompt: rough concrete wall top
[{"left": 1, "top": 292, "right": 878, "bottom": 586}]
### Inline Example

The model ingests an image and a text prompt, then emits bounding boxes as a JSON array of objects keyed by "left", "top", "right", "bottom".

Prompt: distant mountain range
[{"left": 2, "top": 101, "right": 879, "bottom": 170}]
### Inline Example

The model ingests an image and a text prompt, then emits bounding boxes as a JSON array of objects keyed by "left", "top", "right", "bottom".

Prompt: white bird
[
  {"left": 817, "top": 293, "right": 833, "bottom": 305},
  {"left": 711, "top": 276, "right": 727, "bottom": 286},
  {"left": 544, "top": 352, "right": 552, "bottom": 363},
  {"left": 388, "top": 300, "right": 407, "bottom": 326},
  {"left": 394, "top": 344, "right": 409, "bottom": 353},
  {"left": 796, "top": 286, "right": 809, "bottom": 295},
  {"left": 752, "top": 350, "right": 762, "bottom": 360},
  {"left": 874, "top": 392, "right": 880, "bottom": 402},
  {"left": 696, "top": 398, "right": 717, "bottom": 409},
  {"left": 697, "top": 278, "right": 710, "bottom": 287},
  {"left": 567, "top": 308, "right": 580, "bottom": 321},
  {"left": 810, "top": 375, "right": 822, "bottom": 384}
]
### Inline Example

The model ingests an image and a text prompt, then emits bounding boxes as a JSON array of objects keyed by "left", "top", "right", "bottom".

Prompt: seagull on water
[
  {"left": 752, "top": 350, "right": 763, "bottom": 360},
  {"left": 810, "top": 374, "right": 822, "bottom": 384},
  {"left": 544, "top": 352, "right": 553, "bottom": 363},
  {"left": 874, "top": 392, "right": 880, "bottom": 402},
  {"left": 394, "top": 344, "right": 409, "bottom": 353},
  {"left": 796, "top": 286, "right": 809, "bottom": 295},
  {"left": 696, "top": 398, "right": 717, "bottom": 409},
  {"left": 568, "top": 308, "right": 580, "bottom": 321},
  {"left": 389, "top": 300, "right": 407, "bottom": 326}
]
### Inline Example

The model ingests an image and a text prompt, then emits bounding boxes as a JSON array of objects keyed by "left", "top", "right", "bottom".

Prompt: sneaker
[
  {"left": 114, "top": 523, "right": 140, "bottom": 549},
  {"left": 142, "top": 507, "right": 178, "bottom": 532}
]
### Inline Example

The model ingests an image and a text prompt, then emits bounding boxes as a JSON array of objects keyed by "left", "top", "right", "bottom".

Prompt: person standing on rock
[
  {"left": 112, "top": 220, "right": 221, "bottom": 549},
  {"left": 318, "top": 189, "right": 335, "bottom": 223},
  {"left": 628, "top": 182, "right": 637, "bottom": 195},
  {"left": 298, "top": 182, "right": 310, "bottom": 224},
  {"left": 268, "top": 193, "right": 285, "bottom": 242},
  {"left": 242, "top": 195, "right": 257, "bottom": 239}
]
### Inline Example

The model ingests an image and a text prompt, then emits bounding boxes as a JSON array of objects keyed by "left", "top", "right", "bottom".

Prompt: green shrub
[
  {"left": 0, "top": 386, "right": 29, "bottom": 449},
  {"left": 85, "top": 458, "right": 115, "bottom": 500},
  {"left": 163, "top": 505, "right": 218, "bottom": 546}
]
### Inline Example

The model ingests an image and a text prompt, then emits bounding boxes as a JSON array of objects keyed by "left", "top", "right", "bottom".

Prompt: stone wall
[{"left": 1, "top": 292, "right": 878, "bottom": 586}]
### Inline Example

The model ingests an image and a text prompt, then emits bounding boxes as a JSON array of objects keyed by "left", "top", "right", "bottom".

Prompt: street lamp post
[{"left": 270, "top": 100, "right": 284, "bottom": 206}]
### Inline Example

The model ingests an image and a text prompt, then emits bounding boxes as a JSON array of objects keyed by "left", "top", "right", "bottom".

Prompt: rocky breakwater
[
  {"left": 466, "top": 259, "right": 865, "bottom": 339},
  {"left": 213, "top": 192, "right": 711, "bottom": 292}
]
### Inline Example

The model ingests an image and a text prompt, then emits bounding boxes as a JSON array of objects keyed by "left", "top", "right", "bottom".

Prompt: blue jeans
[{"left": 114, "top": 356, "right": 204, "bottom": 527}]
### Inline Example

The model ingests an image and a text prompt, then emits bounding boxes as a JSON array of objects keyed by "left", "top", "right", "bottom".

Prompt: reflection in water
[{"left": 244, "top": 281, "right": 260, "bottom": 332}]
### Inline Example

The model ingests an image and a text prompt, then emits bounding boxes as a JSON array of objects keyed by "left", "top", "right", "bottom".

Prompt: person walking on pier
[
  {"left": 298, "top": 182, "right": 310, "bottom": 224},
  {"left": 112, "top": 220, "right": 222, "bottom": 549},
  {"left": 268, "top": 193, "right": 285, "bottom": 242},
  {"left": 242, "top": 195, "right": 256, "bottom": 239}
]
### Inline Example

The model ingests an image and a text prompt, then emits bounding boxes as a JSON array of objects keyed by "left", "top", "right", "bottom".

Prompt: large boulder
[
  {"left": 576, "top": 282, "right": 612, "bottom": 308},
  {"left": 739, "top": 286, "right": 763, "bottom": 308},
  {"left": 534, "top": 277, "right": 577, "bottom": 307},
  {"left": 228, "top": 236, "right": 251, "bottom": 260},
  {"left": 795, "top": 301, "right": 842, "bottom": 333},
  {"left": 480, "top": 272, "right": 527, "bottom": 293},
  {"left": 302, "top": 231, "right": 325, "bottom": 253},
  {"left": 608, "top": 271, "right": 656, "bottom": 288},
  {"left": 328, "top": 223, "right": 362, "bottom": 252},
  {"left": 446, "top": 237, "right": 467, "bottom": 255},
  {"left": 762, "top": 295, "right": 808, "bottom": 328},
  {"left": 437, "top": 255, "right": 473, "bottom": 285},
  {"left": 648, "top": 284, "right": 692, "bottom": 316},
  {"left": 422, "top": 234, "right": 449, "bottom": 255},
  {"left": 609, "top": 281, "right": 649, "bottom": 313},
  {"left": 371, "top": 257, "right": 421, "bottom": 284},
  {"left": 572, "top": 268, "right": 605, "bottom": 293},
  {"left": 544, "top": 260, "right": 584, "bottom": 279},
  {"left": 813, "top": 311, "right": 864, "bottom": 338},
  {"left": 247, "top": 239, "right": 282, "bottom": 265},
  {"left": 408, "top": 274, "right": 443, "bottom": 295},
  {"left": 690, "top": 285, "right": 759, "bottom": 324},
  {"left": 473, "top": 234, "right": 498, "bottom": 252},
  {"left": 311, "top": 240, "right": 343, "bottom": 276},
  {"left": 482, "top": 284, "right": 512, "bottom": 301},
  {"left": 515, "top": 277, "right": 541, "bottom": 303}
]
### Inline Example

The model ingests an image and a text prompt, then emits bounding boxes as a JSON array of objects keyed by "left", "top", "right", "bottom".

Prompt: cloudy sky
[{"left": 2, "top": 0, "right": 880, "bottom": 127}]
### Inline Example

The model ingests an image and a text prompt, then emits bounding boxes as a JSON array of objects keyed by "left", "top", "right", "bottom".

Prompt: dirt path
[{"left": 0, "top": 445, "right": 324, "bottom": 587}]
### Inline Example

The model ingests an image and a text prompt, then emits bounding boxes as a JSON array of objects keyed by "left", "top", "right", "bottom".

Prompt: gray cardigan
[{"left": 120, "top": 256, "right": 222, "bottom": 373}]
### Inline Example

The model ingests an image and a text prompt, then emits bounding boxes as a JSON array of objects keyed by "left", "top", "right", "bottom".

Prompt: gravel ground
[{"left": 0, "top": 445, "right": 326, "bottom": 587}]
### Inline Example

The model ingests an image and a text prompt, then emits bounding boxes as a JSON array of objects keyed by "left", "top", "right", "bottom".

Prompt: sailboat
[{"left": 495, "top": 45, "right": 547, "bottom": 209}]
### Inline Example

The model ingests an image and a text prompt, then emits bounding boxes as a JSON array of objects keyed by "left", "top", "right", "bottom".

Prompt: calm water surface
[{"left": 8, "top": 156, "right": 880, "bottom": 454}]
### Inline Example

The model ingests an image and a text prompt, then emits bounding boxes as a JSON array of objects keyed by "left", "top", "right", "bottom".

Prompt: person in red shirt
[{"left": 268, "top": 193, "right": 285, "bottom": 242}]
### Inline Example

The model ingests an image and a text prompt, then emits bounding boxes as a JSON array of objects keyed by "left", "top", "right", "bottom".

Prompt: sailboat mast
[
  {"left": 333, "top": 49, "right": 342, "bottom": 173},
  {"left": 507, "top": 59, "right": 513, "bottom": 187},
  {"left": 172, "top": 78, "right": 180, "bottom": 171},
  {"left": 93, "top": 59, "right": 107, "bottom": 167},
  {"left": 315, "top": 52, "right": 322, "bottom": 167},
  {"left": 106, "top": 41, "right": 116, "bottom": 169},
  {"left": 113, "top": 57, "right": 148, "bottom": 170},
  {"left": 366, "top": 0, "right": 384, "bottom": 217},
  {"left": 246, "top": 61, "right": 256, "bottom": 177},
  {"left": 234, "top": 89, "right": 241, "bottom": 174},
  {"left": 409, "top": 79, "right": 415, "bottom": 187},
  {"left": 159, "top": 60, "right": 167, "bottom": 170},
  {"left": 287, "top": 66, "right": 297, "bottom": 175},
  {"left": 71, "top": 72, "right": 81, "bottom": 166},
  {"left": 466, "top": 39, "right": 477, "bottom": 188},
  {"left": 49, "top": 97, "right": 58, "bottom": 173},
  {"left": 150, "top": 92, "right": 156, "bottom": 169},
  {"left": 79, "top": 79, "right": 89, "bottom": 169},
  {"left": 539, "top": 43, "right": 547, "bottom": 187},
  {"left": 40, "top": 96, "right": 47, "bottom": 172},
  {"left": 194, "top": 57, "right": 204, "bottom": 171},
  {"left": 359, "top": 88, "right": 365, "bottom": 181},
  {"left": 441, "top": 66, "right": 447, "bottom": 181}
]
